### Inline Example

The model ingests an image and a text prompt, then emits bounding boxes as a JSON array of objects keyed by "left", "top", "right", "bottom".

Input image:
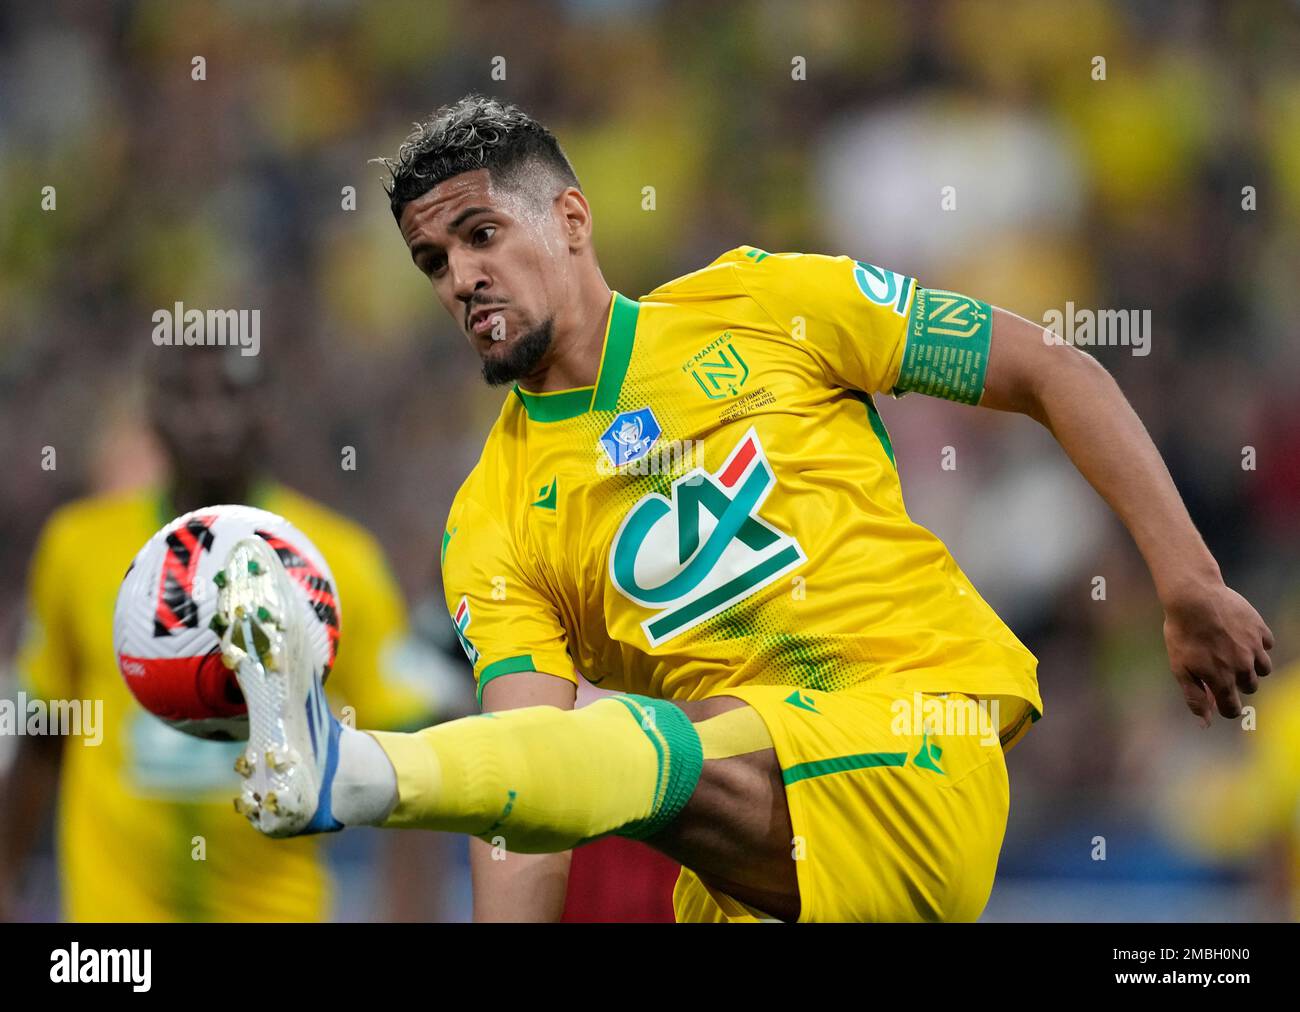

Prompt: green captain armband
[{"left": 893, "top": 287, "right": 992, "bottom": 405}]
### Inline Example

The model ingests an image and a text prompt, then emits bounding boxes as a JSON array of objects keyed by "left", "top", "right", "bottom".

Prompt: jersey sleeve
[
  {"left": 736, "top": 249, "right": 992, "bottom": 404},
  {"left": 15, "top": 511, "right": 79, "bottom": 702},
  {"left": 321, "top": 531, "right": 434, "bottom": 734},
  {"left": 441, "top": 495, "right": 576, "bottom": 708}
]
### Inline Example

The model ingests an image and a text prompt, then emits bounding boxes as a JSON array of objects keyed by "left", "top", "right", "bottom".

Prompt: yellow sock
[{"left": 366, "top": 694, "right": 704, "bottom": 853}]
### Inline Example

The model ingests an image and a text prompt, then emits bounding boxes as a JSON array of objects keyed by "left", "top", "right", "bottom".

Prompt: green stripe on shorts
[{"left": 782, "top": 750, "right": 908, "bottom": 786}]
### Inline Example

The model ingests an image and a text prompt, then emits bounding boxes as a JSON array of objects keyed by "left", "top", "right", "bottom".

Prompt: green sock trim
[{"left": 609, "top": 694, "right": 704, "bottom": 842}]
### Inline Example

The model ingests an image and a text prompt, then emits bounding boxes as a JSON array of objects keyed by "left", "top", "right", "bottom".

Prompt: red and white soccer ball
[{"left": 113, "top": 504, "right": 341, "bottom": 741}]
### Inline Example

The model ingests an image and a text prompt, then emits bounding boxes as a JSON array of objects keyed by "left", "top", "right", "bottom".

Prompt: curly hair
[{"left": 379, "top": 94, "right": 580, "bottom": 219}]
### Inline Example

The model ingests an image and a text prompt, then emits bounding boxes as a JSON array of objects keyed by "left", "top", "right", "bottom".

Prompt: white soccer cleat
[{"left": 214, "top": 536, "right": 343, "bottom": 837}]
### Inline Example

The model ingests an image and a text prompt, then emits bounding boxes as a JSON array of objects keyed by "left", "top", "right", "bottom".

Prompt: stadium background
[{"left": 2, "top": 0, "right": 1299, "bottom": 921}]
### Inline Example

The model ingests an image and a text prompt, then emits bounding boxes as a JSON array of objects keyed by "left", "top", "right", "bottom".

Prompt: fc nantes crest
[
  {"left": 609, "top": 427, "right": 806, "bottom": 646},
  {"left": 686, "top": 334, "right": 749, "bottom": 400}
]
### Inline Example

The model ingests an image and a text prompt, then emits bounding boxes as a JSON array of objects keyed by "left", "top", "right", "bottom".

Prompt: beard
[{"left": 481, "top": 317, "right": 554, "bottom": 386}]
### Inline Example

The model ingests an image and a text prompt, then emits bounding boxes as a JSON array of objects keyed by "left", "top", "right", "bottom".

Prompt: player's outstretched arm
[
  {"left": 977, "top": 307, "right": 1274, "bottom": 725},
  {"left": 470, "top": 671, "right": 576, "bottom": 922}
]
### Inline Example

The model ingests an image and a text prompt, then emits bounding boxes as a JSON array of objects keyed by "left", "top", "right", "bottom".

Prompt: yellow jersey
[
  {"left": 442, "top": 247, "right": 1042, "bottom": 748},
  {"left": 16, "top": 483, "right": 432, "bottom": 921}
]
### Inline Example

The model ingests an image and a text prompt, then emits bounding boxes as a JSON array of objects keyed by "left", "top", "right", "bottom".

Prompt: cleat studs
[
  {"left": 246, "top": 622, "right": 274, "bottom": 667},
  {"left": 234, "top": 754, "right": 253, "bottom": 777},
  {"left": 214, "top": 570, "right": 227, "bottom": 589},
  {"left": 248, "top": 559, "right": 262, "bottom": 575},
  {"left": 209, "top": 613, "right": 229, "bottom": 634},
  {"left": 257, "top": 605, "right": 272, "bottom": 623},
  {"left": 265, "top": 748, "right": 292, "bottom": 772},
  {"left": 264, "top": 791, "right": 279, "bottom": 814}
]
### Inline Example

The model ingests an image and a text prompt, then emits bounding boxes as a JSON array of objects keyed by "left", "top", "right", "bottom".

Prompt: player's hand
[{"left": 1161, "top": 582, "right": 1274, "bottom": 726}]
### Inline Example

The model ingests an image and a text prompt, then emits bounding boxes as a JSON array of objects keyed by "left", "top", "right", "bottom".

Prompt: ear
[{"left": 557, "top": 187, "right": 592, "bottom": 250}]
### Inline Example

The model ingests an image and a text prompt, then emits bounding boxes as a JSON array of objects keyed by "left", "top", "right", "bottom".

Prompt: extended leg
[
  {"left": 216, "top": 530, "right": 798, "bottom": 914},
  {"left": 357, "top": 694, "right": 799, "bottom": 918}
]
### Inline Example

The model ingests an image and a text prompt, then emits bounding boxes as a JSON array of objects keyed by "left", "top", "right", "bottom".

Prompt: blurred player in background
[
  {"left": 561, "top": 836, "right": 679, "bottom": 922},
  {"left": 1167, "top": 657, "right": 1300, "bottom": 921},
  {"left": 0, "top": 345, "right": 454, "bottom": 922}
]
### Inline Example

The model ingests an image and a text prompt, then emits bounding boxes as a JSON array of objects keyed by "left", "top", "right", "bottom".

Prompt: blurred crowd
[{"left": 1, "top": 0, "right": 1298, "bottom": 920}]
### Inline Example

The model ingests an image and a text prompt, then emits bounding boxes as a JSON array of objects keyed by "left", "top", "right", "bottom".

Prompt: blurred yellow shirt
[
  {"left": 16, "top": 483, "right": 432, "bottom": 921},
  {"left": 442, "top": 247, "right": 1041, "bottom": 748},
  {"left": 1167, "top": 661, "right": 1300, "bottom": 920}
]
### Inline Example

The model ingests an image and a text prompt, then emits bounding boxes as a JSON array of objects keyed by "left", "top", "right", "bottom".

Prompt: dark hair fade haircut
[{"left": 379, "top": 94, "right": 581, "bottom": 220}]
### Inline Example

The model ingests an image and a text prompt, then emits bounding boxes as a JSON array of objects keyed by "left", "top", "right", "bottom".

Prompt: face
[
  {"left": 398, "top": 167, "right": 582, "bottom": 385},
  {"left": 147, "top": 348, "right": 265, "bottom": 486}
]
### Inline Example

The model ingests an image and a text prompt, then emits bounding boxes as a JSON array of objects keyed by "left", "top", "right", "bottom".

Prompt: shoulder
[
  {"left": 443, "top": 457, "right": 509, "bottom": 568},
  {"left": 643, "top": 245, "right": 756, "bottom": 300},
  {"left": 446, "top": 391, "right": 525, "bottom": 526},
  {"left": 263, "top": 485, "right": 388, "bottom": 574},
  {"left": 642, "top": 245, "right": 822, "bottom": 306},
  {"left": 728, "top": 248, "right": 863, "bottom": 295},
  {"left": 38, "top": 488, "right": 154, "bottom": 552},
  {"left": 441, "top": 399, "right": 548, "bottom": 582},
  {"left": 644, "top": 246, "right": 866, "bottom": 317}
]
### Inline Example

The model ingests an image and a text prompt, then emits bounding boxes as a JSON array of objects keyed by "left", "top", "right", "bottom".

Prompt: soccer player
[
  {"left": 0, "top": 346, "right": 449, "bottom": 922},
  {"left": 213, "top": 95, "right": 1274, "bottom": 922}
]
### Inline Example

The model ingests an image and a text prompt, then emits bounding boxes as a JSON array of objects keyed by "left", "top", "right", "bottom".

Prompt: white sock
[{"left": 331, "top": 726, "right": 400, "bottom": 826}]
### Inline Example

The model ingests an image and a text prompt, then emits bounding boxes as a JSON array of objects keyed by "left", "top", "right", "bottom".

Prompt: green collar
[{"left": 512, "top": 291, "right": 640, "bottom": 422}]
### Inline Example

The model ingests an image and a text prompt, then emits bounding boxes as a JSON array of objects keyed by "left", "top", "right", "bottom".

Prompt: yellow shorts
[{"left": 672, "top": 683, "right": 1010, "bottom": 923}]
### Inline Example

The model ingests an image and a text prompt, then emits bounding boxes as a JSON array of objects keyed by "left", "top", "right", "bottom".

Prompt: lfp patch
[{"left": 599, "top": 407, "right": 661, "bottom": 469}]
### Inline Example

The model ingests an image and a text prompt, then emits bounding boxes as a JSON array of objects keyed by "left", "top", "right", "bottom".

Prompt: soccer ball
[{"left": 113, "top": 504, "right": 341, "bottom": 741}]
